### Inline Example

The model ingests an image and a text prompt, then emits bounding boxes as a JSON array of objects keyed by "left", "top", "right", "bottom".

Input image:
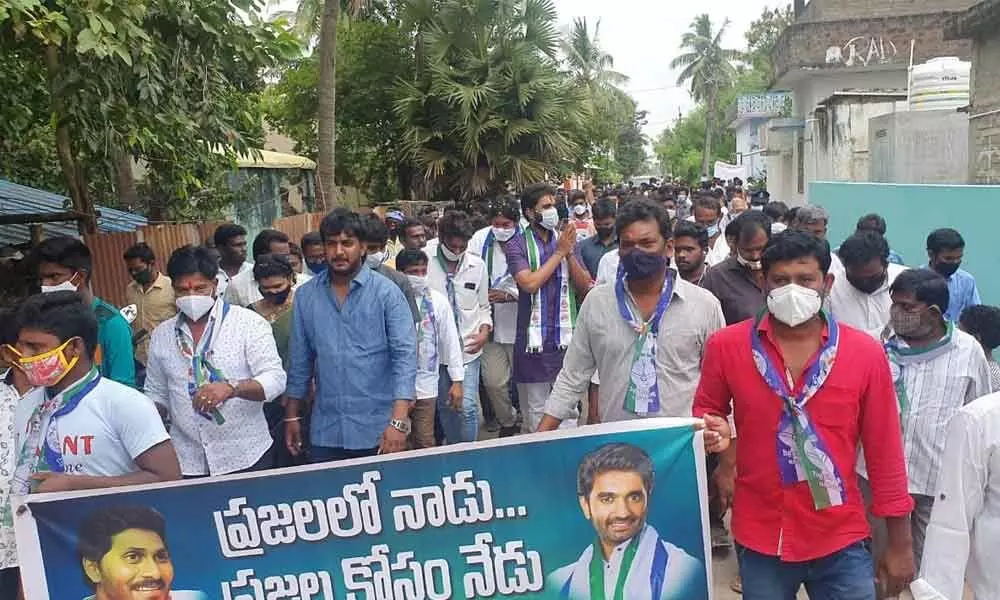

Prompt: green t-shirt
[{"left": 92, "top": 297, "right": 136, "bottom": 388}]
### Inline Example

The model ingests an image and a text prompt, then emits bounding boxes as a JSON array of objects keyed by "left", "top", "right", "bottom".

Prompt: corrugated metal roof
[{"left": 0, "top": 179, "right": 148, "bottom": 246}]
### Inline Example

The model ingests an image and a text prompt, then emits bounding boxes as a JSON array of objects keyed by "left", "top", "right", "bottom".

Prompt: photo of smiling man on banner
[
  {"left": 78, "top": 505, "right": 207, "bottom": 600},
  {"left": 549, "top": 443, "right": 702, "bottom": 599}
]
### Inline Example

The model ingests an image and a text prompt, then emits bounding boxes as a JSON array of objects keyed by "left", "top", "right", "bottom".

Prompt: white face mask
[
  {"left": 365, "top": 251, "right": 386, "bottom": 269},
  {"left": 176, "top": 294, "right": 216, "bottom": 321},
  {"left": 41, "top": 274, "right": 80, "bottom": 294},
  {"left": 407, "top": 274, "right": 428, "bottom": 295},
  {"left": 572, "top": 204, "right": 588, "bottom": 217},
  {"left": 539, "top": 207, "right": 560, "bottom": 231},
  {"left": 440, "top": 243, "right": 464, "bottom": 262},
  {"left": 767, "top": 283, "right": 822, "bottom": 327},
  {"left": 492, "top": 226, "right": 516, "bottom": 242},
  {"left": 736, "top": 250, "right": 762, "bottom": 271},
  {"left": 666, "top": 209, "right": 677, "bottom": 220}
]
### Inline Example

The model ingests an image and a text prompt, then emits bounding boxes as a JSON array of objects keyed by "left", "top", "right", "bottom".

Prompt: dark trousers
[
  {"left": 0, "top": 567, "right": 20, "bottom": 599},
  {"left": 263, "top": 401, "right": 309, "bottom": 468},
  {"left": 309, "top": 446, "right": 379, "bottom": 464}
]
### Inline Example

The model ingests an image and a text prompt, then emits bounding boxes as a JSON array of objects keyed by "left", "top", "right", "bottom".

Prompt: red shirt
[{"left": 693, "top": 315, "right": 914, "bottom": 561}]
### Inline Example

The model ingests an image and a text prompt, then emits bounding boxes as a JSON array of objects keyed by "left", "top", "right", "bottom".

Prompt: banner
[
  {"left": 712, "top": 161, "right": 749, "bottom": 183},
  {"left": 15, "top": 418, "right": 711, "bottom": 600}
]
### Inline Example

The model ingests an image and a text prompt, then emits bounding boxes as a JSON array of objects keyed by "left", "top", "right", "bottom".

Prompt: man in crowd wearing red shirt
[{"left": 695, "top": 230, "right": 915, "bottom": 599}]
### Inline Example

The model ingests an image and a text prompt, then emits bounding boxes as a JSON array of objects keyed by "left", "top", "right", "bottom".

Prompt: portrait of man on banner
[
  {"left": 77, "top": 505, "right": 207, "bottom": 600},
  {"left": 548, "top": 443, "right": 703, "bottom": 599}
]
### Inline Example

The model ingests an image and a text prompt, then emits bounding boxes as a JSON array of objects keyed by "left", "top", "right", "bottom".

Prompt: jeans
[
  {"left": 437, "top": 358, "right": 480, "bottom": 443},
  {"left": 309, "top": 446, "right": 379, "bottom": 464},
  {"left": 737, "top": 541, "right": 876, "bottom": 600}
]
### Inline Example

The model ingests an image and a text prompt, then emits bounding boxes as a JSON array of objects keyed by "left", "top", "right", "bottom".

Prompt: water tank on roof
[{"left": 909, "top": 57, "right": 971, "bottom": 112}]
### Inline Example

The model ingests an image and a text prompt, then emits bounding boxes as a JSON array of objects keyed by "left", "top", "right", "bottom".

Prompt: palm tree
[
  {"left": 396, "top": 0, "right": 586, "bottom": 199},
  {"left": 670, "top": 14, "right": 742, "bottom": 177}
]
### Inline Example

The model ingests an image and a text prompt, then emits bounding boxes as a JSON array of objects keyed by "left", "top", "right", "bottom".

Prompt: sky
[{"left": 550, "top": 0, "right": 782, "bottom": 140}]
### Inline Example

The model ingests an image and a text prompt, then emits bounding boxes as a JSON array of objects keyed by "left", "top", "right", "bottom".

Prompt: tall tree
[{"left": 669, "top": 14, "right": 742, "bottom": 177}]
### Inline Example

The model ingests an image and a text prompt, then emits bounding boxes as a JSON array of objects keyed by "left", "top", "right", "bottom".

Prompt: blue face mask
[
  {"left": 706, "top": 223, "right": 720, "bottom": 238},
  {"left": 306, "top": 260, "right": 326, "bottom": 275},
  {"left": 621, "top": 251, "right": 668, "bottom": 281}
]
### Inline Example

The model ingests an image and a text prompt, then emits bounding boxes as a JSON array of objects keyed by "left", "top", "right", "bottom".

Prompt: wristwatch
[{"left": 390, "top": 418, "right": 411, "bottom": 435}]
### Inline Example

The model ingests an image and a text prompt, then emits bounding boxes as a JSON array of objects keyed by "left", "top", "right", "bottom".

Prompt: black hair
[
  {"left": 251, "top": 229, "right": 289, "bottom": 261},
  {"left": 319, "top": 208, "right": 364, "bottom": 242},
  {"left": 569, "top": 190, "right": 587, "bottom": 203},
  {"left": 213, "top": 223, "right": 247, "bottom": 248},
  {"left": 520, "top": 183, "right": 558, "bottom": 214},
  {"left": 488, "top": 197, "right": 521, "bottom": 223},
  {"left": 33, "top": 236, "right": 92, "bottom": 282},
  {"left": 960, "top": 305, "right": 1000, "bottom": 350},
  {"left": 762, "top": 230, "right": 832, "bottom": 274},
  {"left": 763, "top": 201, "right": 788, "bottom": 222},
  {"left": 358, "top": 214, "right": 390, "bottom": 246},
  {"left": 838, "top": 231, "right": 889, "bottom": 268},
  {"left": 615, "top": 199, "right": 672, "bottom": 241},
  {"left": 78, "top": 505, "right": 168, "bottom": 588},
  {"left": 288, "top": 242, "right": 303, "bottom": 259},
  {"left": 733, "top": 210, "right": 773, "bottom": 245},
  {"left": 673, "top": 220, "right": 709, "bottom": 250},
  {"left": 300, "top": 231, "right": 323, "bottom": 251},
  {"left": 692, "top": 195, "right": 722, "bottom": 217},
  {"left": 401, "top": 218, "right": 425, "bottom": 234},
  {"left": 926, "top": 228, "right": 965, "bottom": 254},
  {"left": 592, "top": 198, "right": 617, "bottom": 221},
  {"left": 438, "top": 210, "right": 473, "bottom": 241},
  {"left": 785, "top": 206, "right": 800, "bottom": 224},
  {"left": 890, "top": 269, "right": 950, "bottom": 315},
  {"left": 856, "top": 213, "right": 887, "bottom": 236},
  {"left": 123, "top": 242, "right": 155, "bottom": 264},
  {"left": 396, "top": 249, "right": 429, "bottom": 272},
  {"left": 577, "top": 443, "right": 654, "bottom": 497},
  {"left": 0, "top": 309, "right": 18, "bottom": 347},
  {"left": 253, "top": 253, "right": 295, "bottom": 282},
  {"left": 166, "top": 245, "right": 219, "bottom": 282},
  {"left": 16, "top": 291, "right": 98, "bottom": 359}
]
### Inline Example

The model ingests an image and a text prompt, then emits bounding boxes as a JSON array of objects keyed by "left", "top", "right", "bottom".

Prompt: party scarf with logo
[
  {"left": 175, "top": 301, "right": 230, "bottom": 425},
  {"left": 416, "top": 292, "right": 439, "bottom": 374},
  {"left": 751, "top": 312, "right": 846, "bottom": 510},
  {"left": 883, "top": 321, "right": 954, "bottom": 414},
  {"left": 436, "top": 245, "right": 463, "bottom": 334},
  {"left": 616, "top": 268, "right": 674, "bottom": 415},
  {"left": 524, "top": 227, "right": 575, "bottom": 352}
]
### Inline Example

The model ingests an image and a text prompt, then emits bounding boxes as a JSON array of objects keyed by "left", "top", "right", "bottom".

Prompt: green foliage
[{"left": 654, "top": 106, "right": 735, "bottom": 182}]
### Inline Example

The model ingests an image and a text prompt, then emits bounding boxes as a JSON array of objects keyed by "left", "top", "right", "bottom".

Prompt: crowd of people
[{"left": 0, "top": 179, "right": 998, "bottom": 600}]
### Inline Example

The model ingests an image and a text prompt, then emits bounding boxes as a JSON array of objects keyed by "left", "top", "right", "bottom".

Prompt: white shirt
[
  {"left": 0, "top": 373, "right": 21, "bottom": 570},
  {"left": 415, "top": 290, "right": 465, "bottom": 399},
  {"left": 705, "top": 236, "right": 730, "bottom": 267},
  {"left": 826, "top": 263, "right": 908, "bottom": 338},
  {"left": 216, "top": 262, "right": 252, "bottom": 298},
  {"left": 425, "top": 239, "right": 493, "bottom": 363},
  {"left": 911, "top": 393, "right": 1000, "bottom": 600},
  {"left": 468, "top": 226, "right": 518, "bottom": 345},
  {"left": 145, "top": 301, "right": 286, "bottom": 476},
  {"left": 224, "top": 269, "right": 312, "bottom": 307},
  {"left": 14, "top": 375, "right": 170, "bottom": 480}
]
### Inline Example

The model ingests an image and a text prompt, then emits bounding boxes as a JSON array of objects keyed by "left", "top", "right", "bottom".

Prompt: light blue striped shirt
[
  {"left": 930, "top": 266, "right": 981, "bottom": 322},
  {"left": 287, "top": 266, "right": 416, "bottom": 450}
]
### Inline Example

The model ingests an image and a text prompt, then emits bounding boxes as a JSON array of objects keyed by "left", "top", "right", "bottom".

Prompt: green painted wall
[{"left": 810, "top": 181, "right": 1000, "bottom": 306}]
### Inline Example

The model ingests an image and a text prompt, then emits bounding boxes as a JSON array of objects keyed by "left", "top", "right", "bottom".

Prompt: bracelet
[{"left": 283, "top": 417, "right": 302, "bottom": 422}]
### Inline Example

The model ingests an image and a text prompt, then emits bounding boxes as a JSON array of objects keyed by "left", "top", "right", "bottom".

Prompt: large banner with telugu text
[{"left": 15, "top": 418, "right": 711, "bottom": 600}]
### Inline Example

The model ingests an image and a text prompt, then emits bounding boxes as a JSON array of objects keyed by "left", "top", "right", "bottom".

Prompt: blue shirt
[
  {"left": 928, "top": 266, "right": 981, "bottom": 322},
  {"left": 287, "top": 266, "right": 417, "bottom": 450},
  {"left": 888, "top": 249, "right": 905, "bottom": 266}
]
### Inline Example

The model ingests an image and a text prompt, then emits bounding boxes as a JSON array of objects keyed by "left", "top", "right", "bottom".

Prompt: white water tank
[{"left": 909, "top": 57, "right": 971, "bottom": 111}]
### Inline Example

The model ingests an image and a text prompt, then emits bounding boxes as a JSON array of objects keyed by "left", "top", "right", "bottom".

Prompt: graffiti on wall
[{"left": 825, "top": 36, "right": 899, "bottom": 67}]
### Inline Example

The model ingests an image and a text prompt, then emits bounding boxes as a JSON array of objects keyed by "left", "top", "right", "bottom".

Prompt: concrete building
[
  {"left": 946, "top": 0, "right": 1000, "bottom": 183},
  {"left": 869, "top": 109, "right": 970, "bottom": 183},
  {"left": 767, "top": 0, "right": 974, "bottom": 203},
  {"left": 809, "top": 91, "right": 907, "bottom": 184},
  {"left": 729, "top": 91, "right": 793, "bottom": 182}
]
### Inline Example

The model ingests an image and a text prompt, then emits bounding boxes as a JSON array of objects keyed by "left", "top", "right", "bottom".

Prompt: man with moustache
[
  {"left": 548, "top": 443, "right": 703, "bottom": 599},
  {"left": 78, "top": 505, "right": 206, "bottom": 600},
  {"left": 672, "top": 221, "right": 709, "bottom": 286}
]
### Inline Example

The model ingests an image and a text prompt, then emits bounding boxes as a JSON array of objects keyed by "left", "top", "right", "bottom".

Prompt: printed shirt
[
  {"left": 414, "top": 289, "right": 465, "bottom": 399},
  {"left": 224, "top": 269, "right": 312, "bottom": 308},
  {"left": 700, "top": 256, "right": 765, "bottom": 326},
  {"left": 935, "top": 266, "right": 981, "bottom": 322},
  {"left": 693, "top": 316, "right": 914, "bottom": 561},
  {"left": 13, "top": 375, "right": 169, "bottom": 479},
  {"left": 145, "top": 302, "right": 286, "bottom": 476},
  {"left": 825, "top": 263, "right": 907, "bottom": 339},
  {"left": 92, "top": 297, "right": 136, "bottom": 388},
  {"left": 125, "top": 272, "right": 177, "bottom": 364},
  {"left": 911, "top": 393, "right": 1000, "bottom": 600},
  {"left": 0, "top": 373, "right": 20, "bottom": 570},
  {"left": 469, "top": 226, "right": 519, "bottom": 345},
  {"left": 286, "top": 266, "right": 417, "bottom": 450},
  {"left": 545, "top": 278, "right": 725, "bottom": 423},
  {"left": 425, "top": 238, "right": 492, "bottom": 363},
  {"left": 875, "top": 327, "right": 992, "bottom": 496}
]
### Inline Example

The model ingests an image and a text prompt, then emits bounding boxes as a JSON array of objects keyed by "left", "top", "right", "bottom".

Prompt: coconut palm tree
[
  {"left": 670, "top": 14, "right": 742, "bottom": 177},
  {"left": 395, "top": 0, "right": 585, "bottom": 199}
]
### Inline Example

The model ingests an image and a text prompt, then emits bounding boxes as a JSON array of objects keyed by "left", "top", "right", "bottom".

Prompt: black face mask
[
  {"left": 933, "top": 261, "right": 960, "bottom": 278},
  {"left": 306, "top": 260, "right": 326, "bottom": 275},
  {"left": 261, "top": 286, "right": 292, "bottom": 305},
  {"left": 131, "top": 269, "right": 153, "bottom": 286},
  {"left": 846, "top": 271, "right": 886, "bottom": 295},
  {"left": 596, "top": 226, "right": 615, "bottom": 240}
]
